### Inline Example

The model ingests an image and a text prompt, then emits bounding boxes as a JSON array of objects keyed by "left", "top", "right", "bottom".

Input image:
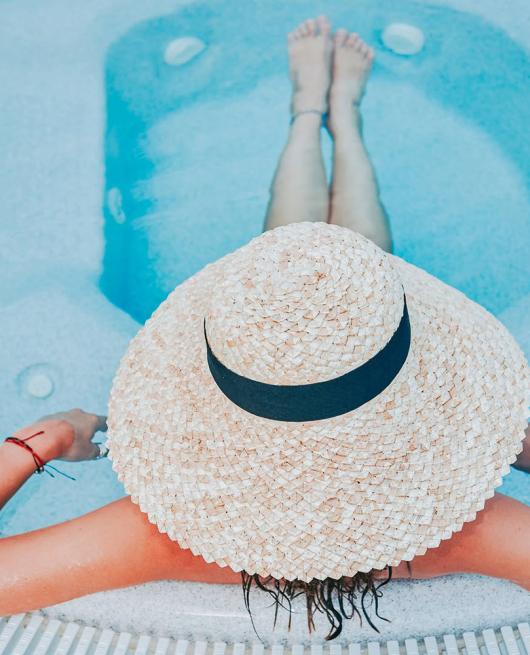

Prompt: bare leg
[
  {"left": 263, "top": 16, "right": 332, "bottom": 231},
  {"left": 328, "top": 30, "right": 393, "bottom": 253}
]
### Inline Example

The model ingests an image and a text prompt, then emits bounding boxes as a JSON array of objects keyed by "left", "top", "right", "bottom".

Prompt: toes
[
  {"left": 347, "top": 32, "right": 362, "bottom": 50},
  {"left": 346, "top": 33, "right": 374, "bottom": 59},
  {"left": 290, "top": 16, "right": 334, "bottom": 42},
  {"left": 334, "top": 28, "right": 348, "bottom": 46},
  {"left": 290, "top": 21, "right": 306, "bottom": 38},
  {"left": 361, "top": 43, "right": 375, "bottom": 62},
  {"left": 305, "top": 19, "right": 317, "bottom": 36},
  {"left": 361, "top": 41, "right": 371, "bottom": 56},
  {"left": 316, "top": 15, "right": 331, "bottom": 36}
]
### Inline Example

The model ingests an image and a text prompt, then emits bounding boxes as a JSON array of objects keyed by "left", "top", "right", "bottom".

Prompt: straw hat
[{"left": 106, "top": 222, "right": 530, "bottom": 583}]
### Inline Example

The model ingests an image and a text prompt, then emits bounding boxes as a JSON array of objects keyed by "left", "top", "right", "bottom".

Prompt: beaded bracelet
[{"left": 4, "top": 430, "right": 76, "bottom": 480}]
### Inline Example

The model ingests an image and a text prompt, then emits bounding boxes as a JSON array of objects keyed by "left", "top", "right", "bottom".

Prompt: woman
[{"left": 1, "top": 16, "right": 529, "bottom": 639}]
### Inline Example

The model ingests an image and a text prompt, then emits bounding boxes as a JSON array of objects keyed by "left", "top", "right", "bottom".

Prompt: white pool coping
[
  {"left": 1, "top": 613, "right": 529, "bottom": 655},
  {"left": 36, "top": 576, "right": 530, "bottom": 644}
]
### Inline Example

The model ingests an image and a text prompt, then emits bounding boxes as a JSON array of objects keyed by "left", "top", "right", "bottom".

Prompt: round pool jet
[
  {"left": 164, "top": 37, "right": 206, "bottom": 66},
  {"left": 381, "top": 23, "right": 425, "bottom": 55}
]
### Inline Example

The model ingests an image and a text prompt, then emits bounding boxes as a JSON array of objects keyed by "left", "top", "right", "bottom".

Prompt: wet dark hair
[{"left": 240, "top": 564, "right": 409, "bottom": 641}]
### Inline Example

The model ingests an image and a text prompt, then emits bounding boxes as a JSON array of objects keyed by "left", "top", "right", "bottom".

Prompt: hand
[{"left": 37, "top": 409, "right": 108, "bottom": 462}]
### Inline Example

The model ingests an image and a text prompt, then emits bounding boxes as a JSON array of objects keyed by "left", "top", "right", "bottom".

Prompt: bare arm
[
  {"left": 385, "top": 424, "right": 530, "bottom": 582},
  {"left": 1, "top": 410, "right": 108, "bottom": 511},
  {"left": 0, "top": 410, "right": 239, "bottom": 617},
  {"left": 2, "top": 487, "right": 529, "bottom": 616},
  {"left": 0, "top": 496, "right": 240, "bottom": 616},
  {"left": 2, "top": 418, "right": 528, "bottom": 615},
  {"left": 0, "top": 409, "right": 115, "bottom": 616},
  {"left": 386, "top": 492, "right": 530, "bottom": 591},
  {"left": 0, "top": 420, "right": 73, "bottom": 510}
]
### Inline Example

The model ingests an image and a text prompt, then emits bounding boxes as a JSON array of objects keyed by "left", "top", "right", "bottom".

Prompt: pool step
[{"left": 0, "top": 615, "right": 529, "bottom": 655}]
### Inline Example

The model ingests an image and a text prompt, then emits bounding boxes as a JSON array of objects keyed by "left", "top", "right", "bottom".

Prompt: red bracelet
[
  {"left": 4, "top": 435, "right": 46, "bottom": 473},
  {"left": 3, "top": 430, "right": 76, "bottom": 480}
]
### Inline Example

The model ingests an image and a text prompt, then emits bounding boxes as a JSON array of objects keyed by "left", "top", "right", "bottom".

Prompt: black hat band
[{"left": 204, "top": 294, "right": 411, "bottom": 422}]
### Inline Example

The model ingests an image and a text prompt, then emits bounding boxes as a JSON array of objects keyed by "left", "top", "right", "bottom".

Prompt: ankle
[
  {"left": 290, "top": 109, "right": 325, "bottom": 127},
  {"left": 328, "top": 105, "right": 362, "bottom": 138},
  {"left": 291, "top": 90, "right": 327, "bottom": 116}
]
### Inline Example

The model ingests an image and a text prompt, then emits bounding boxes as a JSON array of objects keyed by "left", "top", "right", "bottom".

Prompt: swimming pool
[{"left": 0, "top": 0, "right": 529, "bottom": 643}]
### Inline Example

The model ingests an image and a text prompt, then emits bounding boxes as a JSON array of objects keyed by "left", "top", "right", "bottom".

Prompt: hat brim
[{"left": 107, "top": 251, "right": 530, "bottom": 582}]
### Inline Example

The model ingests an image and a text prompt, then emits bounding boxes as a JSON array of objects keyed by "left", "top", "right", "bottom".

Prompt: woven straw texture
[{"left": 106, "top": 222, "right": 530, "bottom": 583}]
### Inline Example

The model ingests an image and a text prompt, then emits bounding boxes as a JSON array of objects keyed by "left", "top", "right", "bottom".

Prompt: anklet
[
  {"left": 290, "top": 109, "right": 326, "bottom": 125},
  {"left": 290, "top": 104, "right": 360, "bottom": 127}
]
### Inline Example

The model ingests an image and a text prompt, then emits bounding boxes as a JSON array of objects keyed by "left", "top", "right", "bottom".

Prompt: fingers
[
  {"left": 95, "top": 415, "right": 108, "bottom": 432},
  {"left": 87, "top": 412, "right": 108, "bottom": 433},
  {"left": 90, "top": 442, "right": 109, "bottom": 460},
  {"left": 69, "top": 409, "right": 108, "bottom": 430}
]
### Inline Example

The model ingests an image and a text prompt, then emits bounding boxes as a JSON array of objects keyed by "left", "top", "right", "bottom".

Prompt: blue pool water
[{"left": 1, "top": 0, "right": 529, "bottom": 540}]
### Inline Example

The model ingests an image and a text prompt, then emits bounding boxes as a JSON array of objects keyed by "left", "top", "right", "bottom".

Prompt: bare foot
[
  {"left": 288, "top": 16, "right": 333, "bottom": 117},
  {"left": 328, "top": 29, "right": 374, "bottom": 134}
]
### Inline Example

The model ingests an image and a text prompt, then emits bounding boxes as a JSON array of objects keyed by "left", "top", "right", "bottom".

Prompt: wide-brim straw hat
[{"left": 106, "top": 222, "right": 530, "bottom": 583}]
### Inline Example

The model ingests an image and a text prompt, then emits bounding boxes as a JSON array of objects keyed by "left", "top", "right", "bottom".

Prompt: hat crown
[{"left": 206, "top": 222, "right": 404, "bottom": 385}]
